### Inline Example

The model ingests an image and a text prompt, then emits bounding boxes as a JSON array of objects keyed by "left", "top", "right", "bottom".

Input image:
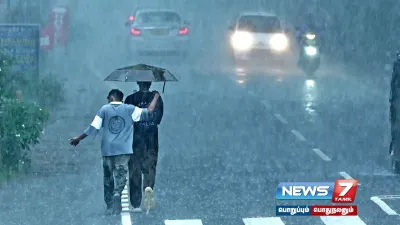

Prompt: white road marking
[
  {"left": 164, "top": 219, "right": 203, "bottom": 225},
  {"left": 370, "top": 196, "right": 398, "bottom": 215},
  {"left": 377, "top": 195, "right": 400, "bottom": 199},
  {"left": 121, "top": 174, "right": 131, "bottom": 225},
  {"left": 291, "top": 130, "right": 306, "bottom": 141},
  {"left": 260, "top": 100, "right": 270, "bottom": 109},
  {"left": 312, "top": 148, "right": 332, "bottom": 161},
  {"left": 274, "top": 114, "right": 288, "bottom": 124},
  {"left": 339, "top": 171, "right": 353, "bottom": 179},
  {"left": 339, "top": 172, "right": 361, "bottom": 185},
  {"left": 121, "top": 187, "right": 131, "bottom": 225},
  {"left": 121, "top": 213, "right": 132, "bottom": 225},
  {"left": 243, "top": 217, "right": 284, "bottom": 225},
  {"left": 359, "top": 170, "right": 397, "bottom": 177},
  {"left": 320, "top": 216, "right": 366, "bottom": 225}
]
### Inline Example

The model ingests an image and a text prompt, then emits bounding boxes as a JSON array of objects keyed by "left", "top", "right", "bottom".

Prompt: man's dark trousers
[{"left": 129, "top": 126, "right": 159, "bottom": 208}]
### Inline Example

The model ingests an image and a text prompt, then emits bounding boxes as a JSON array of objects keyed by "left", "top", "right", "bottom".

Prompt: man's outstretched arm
[
  {"left": 131, "top": 92, "right": 160, "bottom": 122},
  {"left": 69, "top": 107, "right": 104, "bottom": 146}
]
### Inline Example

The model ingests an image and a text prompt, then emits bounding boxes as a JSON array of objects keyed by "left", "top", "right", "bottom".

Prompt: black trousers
[{"left": 129, "top": 126, "right": 159, "bottom": 208}]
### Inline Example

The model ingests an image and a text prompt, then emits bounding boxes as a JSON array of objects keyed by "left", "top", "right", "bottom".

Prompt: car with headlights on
[
  {"left": 228, "top": 12, "right": 291, "bottom": 64},
  {"left": 124, "top": 8, "right": 190, "bottom": 56}
]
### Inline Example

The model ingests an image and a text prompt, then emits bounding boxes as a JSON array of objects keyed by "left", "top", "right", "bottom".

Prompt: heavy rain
[{"left": 0, "top": 0, "right": 399, "bottom": 224}]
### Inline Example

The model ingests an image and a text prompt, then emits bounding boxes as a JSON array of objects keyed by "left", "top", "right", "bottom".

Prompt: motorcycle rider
[
  {"left": 295, "top": 13, "right": 319, "bottom": 46},
  {"left": 295, "top": 13, "right": 322, "bottom": 75}
]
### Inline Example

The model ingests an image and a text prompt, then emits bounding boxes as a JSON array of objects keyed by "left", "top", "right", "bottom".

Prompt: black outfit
[{"left": 124, "top": 91, "right": 163, "bottom": 208}]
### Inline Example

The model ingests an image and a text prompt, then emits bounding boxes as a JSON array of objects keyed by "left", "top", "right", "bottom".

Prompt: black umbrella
[{"left": 104, "top": 64, "right": 178, "bottom": 92}]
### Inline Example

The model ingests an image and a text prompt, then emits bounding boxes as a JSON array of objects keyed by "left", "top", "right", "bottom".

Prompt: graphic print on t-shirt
[
  {"left": 137, "top": 101, "right": 155, "bottom": 126},
  {"left": 108, "top": 116, "right": 126, "bottom": 134}
]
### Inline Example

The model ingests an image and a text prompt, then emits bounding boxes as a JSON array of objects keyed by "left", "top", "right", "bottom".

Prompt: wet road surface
[
  {"left": 2, "top": 1, "right": 400, "bottom": 224},
  {"left": 126, "top": 59, "right": 400, "bottom": 225},
  {"left": 2, "top": 52, "right": 400, "bottom": 225}
]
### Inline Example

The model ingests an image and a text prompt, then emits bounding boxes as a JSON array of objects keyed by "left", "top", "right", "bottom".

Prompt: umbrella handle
[{"left": 162, "top": 81, "right": 166, "bottom": 93}]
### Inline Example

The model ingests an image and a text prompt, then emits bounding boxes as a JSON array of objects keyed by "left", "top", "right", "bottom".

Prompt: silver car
[{"left": 125, "top": 9, "right": 190, "bottom": 55}]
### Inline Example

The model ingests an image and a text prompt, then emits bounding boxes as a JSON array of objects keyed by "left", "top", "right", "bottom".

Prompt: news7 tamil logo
[{"left": 275, "top": 180, "right": 359, "bottom": 203}]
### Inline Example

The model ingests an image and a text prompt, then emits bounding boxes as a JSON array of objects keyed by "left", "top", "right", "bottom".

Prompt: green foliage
[
  {"left": 0, "top": 98, "right": 49, "bottom": 172},
  {"left": 0, "top": 55, "right": 64, "bottom": 181},
  {"left": 22, "top": 73, "right": 65, "bottom": 109}
]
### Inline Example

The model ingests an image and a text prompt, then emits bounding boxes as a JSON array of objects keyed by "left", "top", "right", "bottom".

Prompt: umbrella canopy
[{"left": 104, "top": 64, "right": 178, "bottom": 82}]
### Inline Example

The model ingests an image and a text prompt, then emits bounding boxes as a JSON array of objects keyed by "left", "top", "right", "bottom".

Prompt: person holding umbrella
[
  {"left": 69, "top": 89, "right": 160, "bottom": 215},
  {"left": 124, "top": 81, "right": 164, "bottom": 212}
]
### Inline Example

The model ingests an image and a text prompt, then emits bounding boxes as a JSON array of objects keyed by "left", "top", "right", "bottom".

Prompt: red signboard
[
  {"left": 49, "top": 6, "right": 69, "bottom": 46},
  {"left": 40, "top": 25, "right": 54, "bottom": 50}
]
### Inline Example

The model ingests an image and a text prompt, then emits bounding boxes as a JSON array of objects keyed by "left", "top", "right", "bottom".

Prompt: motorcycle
[{"left": 297, "top": 32, "right": 321, "bottom": 76}]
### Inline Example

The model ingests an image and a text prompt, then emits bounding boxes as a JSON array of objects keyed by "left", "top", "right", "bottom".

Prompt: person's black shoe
[
  {"left": 105, "top": 204, "right": 113, "bottom": 215},
  {"left": 112, "top": 194, "right": 122, "bottom": 215}
]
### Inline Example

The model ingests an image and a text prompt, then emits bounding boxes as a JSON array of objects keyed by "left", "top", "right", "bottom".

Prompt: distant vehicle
[
  {"left": 124, "top": 8, "right": 190, "bottom": 56},
  {"left": 297, "top": 31, "right": 320, "bottom": 76},
  {"left": 228, "top": 12, "right": 291, "bottom": 65}
]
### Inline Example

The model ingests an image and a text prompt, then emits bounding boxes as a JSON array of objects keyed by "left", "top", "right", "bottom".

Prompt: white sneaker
[
  {"left": 132, "top": 207, "right": 142, "bottom": 213},
  {"left": 143, "top": 187, "right": 155, "bottom": 211},
  {"left": 127, "top": 205, "right": 142, "bottom": 213}
]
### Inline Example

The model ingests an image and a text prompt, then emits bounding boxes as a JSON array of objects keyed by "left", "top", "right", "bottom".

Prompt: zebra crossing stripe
[
  {"left": 243, "top": 217, "right": 285, "bottom": 225},
  {"left": 320, "top": 216, "right": 366, "bottom": 225},
  {"left": 163, "top": 216, "right": 368, "bottom": 225},
  {"left": 164, "top": 219, "right": 203, "bottom": 225}
]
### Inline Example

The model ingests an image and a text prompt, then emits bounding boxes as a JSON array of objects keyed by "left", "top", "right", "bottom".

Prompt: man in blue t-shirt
[{"left": 69, "top": 89, "right": 160, "bottom": 215}]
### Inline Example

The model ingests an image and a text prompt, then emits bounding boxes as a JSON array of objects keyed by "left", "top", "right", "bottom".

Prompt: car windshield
[
  {"left": 136, "top": 12, "right": 181, "bottom": 24},
  {"left": 237, "top": 15, "right": 281, "bottom": 33}
]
